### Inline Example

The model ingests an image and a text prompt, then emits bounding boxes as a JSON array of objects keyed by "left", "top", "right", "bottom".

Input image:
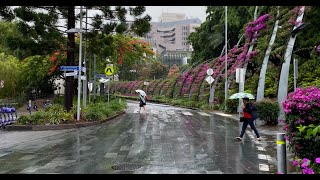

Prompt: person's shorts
[{"left": 139, "top": 102, "right": 146, "bottom": 107}]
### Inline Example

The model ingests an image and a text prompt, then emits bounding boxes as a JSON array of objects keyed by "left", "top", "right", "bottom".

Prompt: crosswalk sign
[{"left": 105, "top": 65, "right": 114, "bottom": 76}]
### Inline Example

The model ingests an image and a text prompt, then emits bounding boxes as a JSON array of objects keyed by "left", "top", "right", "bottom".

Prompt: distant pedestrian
[
  {"left": 236, "top": 97, "right": 261, "bottom": 141},
  {"left": 138, "top": 92, "right": 146, "bottom": 113},
  {"left": 33, "top": 102, "right": 38, "bottom": 111}
]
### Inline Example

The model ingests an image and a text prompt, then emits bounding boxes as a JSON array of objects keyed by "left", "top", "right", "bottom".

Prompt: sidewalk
[{"left": 211, "top": 110, "right": 297, "bottom": 174}]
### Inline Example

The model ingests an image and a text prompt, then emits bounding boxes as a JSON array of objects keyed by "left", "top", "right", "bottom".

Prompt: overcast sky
[
  {"left": 67, "top": 6, "right": 208, "bottom": 32},
  {"left": 144, "top": 6, "right": 207, "bottom": 22}
]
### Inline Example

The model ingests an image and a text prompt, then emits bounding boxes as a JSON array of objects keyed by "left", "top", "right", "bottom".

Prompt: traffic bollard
[{"left": 277, "top": 133, "right": 287, "bottom": 174}]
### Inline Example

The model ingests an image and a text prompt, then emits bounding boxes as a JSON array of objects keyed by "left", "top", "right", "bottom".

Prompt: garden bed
[{"left": 4, "top": 111, "right": 125, "bottom": 131}]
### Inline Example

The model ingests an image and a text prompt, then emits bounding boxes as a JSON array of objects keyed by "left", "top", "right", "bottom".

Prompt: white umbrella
[{"left": 135, "top": 89, "right": 146, "bottom": 96}]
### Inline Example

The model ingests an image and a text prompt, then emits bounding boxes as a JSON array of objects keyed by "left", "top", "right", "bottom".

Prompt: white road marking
[
  {"left": 182, "top": 112, "right": 193, "bottom": 116},
  {"left": 257, "top": 146, "right": 266, "bottom": 151},
  {"left": 259, "top": 164, "right": 269, "bottom": 171},
  {"left": 197, "top": 112, "right": 211, "bottom": 116},
  {"left": 214, "top": 112, "right": 232, "bottom": 117},
  {"left": 258, "top": 154, "right": 267, "bottom": 160},
  {"left": 167, "top": 110, "right": 176, "bottom": 115}
]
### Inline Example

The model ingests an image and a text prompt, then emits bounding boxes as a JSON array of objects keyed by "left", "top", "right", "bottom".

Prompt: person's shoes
[
  {"left": 256, "top": 137, "right": 262, "bottom": 141},
  {"left": 235, "top": 137, "right": 242, "bottom": 141}
]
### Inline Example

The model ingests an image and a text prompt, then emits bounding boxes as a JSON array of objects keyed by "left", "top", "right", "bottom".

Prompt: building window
[
  {"left": 182, "top": 26, "right": 188, "bottom": 30},
  {"left": 182, "top": 32, "right": 188, "bottom": 36}
]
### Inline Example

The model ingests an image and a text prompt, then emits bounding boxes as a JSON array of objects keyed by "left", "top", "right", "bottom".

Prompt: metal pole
[
  {"left": 89, "top": 55, "right": 91, "bottom": 103},
  {"left": 108, "top": 80, "right": 110, "bottom": 106},
  {"left": 277, "top": 133, "right": 287, "bottom": 174},
  {"left": 82, "top": 6, "right": 88, "bottom": 108},
  {"left": 93, "top": 54, "right": 97, "bottom": 103},
  {"left": 224, "top": 6, "right": 228, "bottom": 111},
  {"left": 76, "top": 6, "right": 83, "bottom": 121},
  {"left": 293, "top": 59, "right": 298, "bottom": 91}
]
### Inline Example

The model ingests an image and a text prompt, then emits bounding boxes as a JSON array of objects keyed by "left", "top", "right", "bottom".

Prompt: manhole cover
[{"left": 111, "top": 163, "right": 142, "bottom": 171}]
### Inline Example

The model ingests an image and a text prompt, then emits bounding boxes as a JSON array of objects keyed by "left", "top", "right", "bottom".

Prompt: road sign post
[{"left": 206, "top": 68, "right": 214, "bottom": 110}]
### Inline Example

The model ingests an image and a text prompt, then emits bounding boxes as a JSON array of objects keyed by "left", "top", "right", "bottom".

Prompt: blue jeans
[{"left": 239, "top": 118, "right": 260, "bottom": 138}]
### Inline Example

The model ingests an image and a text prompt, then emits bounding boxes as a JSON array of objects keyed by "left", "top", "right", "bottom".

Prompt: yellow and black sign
[{"left": 105, "top": 65, "right": 114, "bottom": 76}]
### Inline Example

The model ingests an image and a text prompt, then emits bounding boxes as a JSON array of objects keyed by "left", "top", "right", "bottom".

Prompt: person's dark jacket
[{"left": 244, "top": 103, "right": 258, "bottom": 120}]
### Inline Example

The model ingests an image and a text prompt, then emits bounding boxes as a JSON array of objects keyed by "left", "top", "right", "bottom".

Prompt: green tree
[
  {"left": 0, "top": 21, "right": 26, "bottom": 57},
  {"left": 189, "top": 6, "right": 271, "bottom": 65},
  {"left": 1, "top": 6, "right": 151, "bottom": 111},
  {"left": 0, "top": 53, "right": 21, "bottom": 98},
  {"left": 19, "top": 55, "right": 58, "bottom": 95}
]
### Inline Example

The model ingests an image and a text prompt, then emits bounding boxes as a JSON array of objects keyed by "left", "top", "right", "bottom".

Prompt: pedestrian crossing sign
[{"left": 105, "top": 65, "right": 114, "bottom": 76}]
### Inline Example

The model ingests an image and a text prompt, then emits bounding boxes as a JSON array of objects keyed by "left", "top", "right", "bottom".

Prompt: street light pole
[
  {"left": 224, "top": 6, "right": 228, "bottom": 110},
  {"left": 83, "top": 6, "right": 88, "bottom": 108},
  {"left": 76, "top": 6, "right": 83, "bottom": 121}
]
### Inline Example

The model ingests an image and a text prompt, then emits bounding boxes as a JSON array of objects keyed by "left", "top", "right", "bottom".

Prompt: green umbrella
[{"left": 228, "top": 92, "right": 255, "bottom": 99}]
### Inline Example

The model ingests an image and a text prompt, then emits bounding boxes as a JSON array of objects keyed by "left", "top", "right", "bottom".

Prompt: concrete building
[
  {"left": 159, "top": 12, "right": 186, "bottom": 22},
  {"left": 142, "top": 13, "right": 202, "bottom": 67}
]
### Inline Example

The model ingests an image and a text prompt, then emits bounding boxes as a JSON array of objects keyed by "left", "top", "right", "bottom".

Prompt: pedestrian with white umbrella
[
  {"left": 229, "top": 92, "right": 261, "bottom": 141},
  {"left": 135, "top": 89, "right": 147, "bottom": 113}
]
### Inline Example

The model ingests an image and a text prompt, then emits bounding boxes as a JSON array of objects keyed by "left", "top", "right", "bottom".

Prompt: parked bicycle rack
[{"left": 0, "top": 105, "right": 17, "bottom": 129}]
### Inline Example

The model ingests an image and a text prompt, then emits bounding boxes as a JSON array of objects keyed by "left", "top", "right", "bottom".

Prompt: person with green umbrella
[{"left": 235, "top": 97, "right": 261, "bottom": 141}]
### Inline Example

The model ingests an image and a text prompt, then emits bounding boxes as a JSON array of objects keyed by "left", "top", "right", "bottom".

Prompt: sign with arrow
[{"left": 105, "top": 65, "right": 114, "bottom": 76}]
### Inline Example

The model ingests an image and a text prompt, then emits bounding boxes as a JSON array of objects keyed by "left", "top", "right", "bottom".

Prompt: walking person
[
  {"left": 138, "top": 92, "right": 146, "bottom": 113},
  {"left": 236, "top": 97, "right": 261, "bottom": 141}
]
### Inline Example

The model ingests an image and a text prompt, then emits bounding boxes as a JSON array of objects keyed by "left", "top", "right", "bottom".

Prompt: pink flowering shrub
[
  {"left": 282, "top": 87, "right": 320, "bottom": 170},
  {"left": 292, "top": 157, "right": 320, "bottom": 174},
  {"left": 190, "top": 63, "right": 210, "bottom": 98},
  {"left": 175, "top": 71, "right": 190, "bottom": 97},
  {"left": 245, "top": 14, "right": 272, "bottom": 39},
  {"left": 316, "top": 45, "right": 320, "bottom": 55}
]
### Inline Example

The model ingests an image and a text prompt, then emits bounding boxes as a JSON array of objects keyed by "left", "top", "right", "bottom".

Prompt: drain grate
[{"left": 111, "top": 163, "right": 142, "bottom": 171}]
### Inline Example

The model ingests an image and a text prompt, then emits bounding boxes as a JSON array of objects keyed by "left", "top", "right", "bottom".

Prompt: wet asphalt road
[{"left": 0, "top": 100, "right": 275, "bottom": 174}]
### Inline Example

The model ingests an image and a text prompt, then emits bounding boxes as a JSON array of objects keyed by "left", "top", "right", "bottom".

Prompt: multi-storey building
[{"left": 142, "top": 13, "right": 202, "bottom": 67}]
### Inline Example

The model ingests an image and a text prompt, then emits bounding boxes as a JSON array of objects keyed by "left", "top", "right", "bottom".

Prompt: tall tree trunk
[
  {"left": 64, "top": 6, "right": 75, "bottom": 111},
  {"left": 277, "top": 6, "right": 305, "bottom": 120},
  {"left": 256, "top": 6, "right": 280, "bottom": 101}
]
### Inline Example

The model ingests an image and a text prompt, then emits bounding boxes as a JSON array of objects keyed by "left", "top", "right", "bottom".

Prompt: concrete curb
[{"left": 4, "top": 111, "right": 126, "bottom": 131}]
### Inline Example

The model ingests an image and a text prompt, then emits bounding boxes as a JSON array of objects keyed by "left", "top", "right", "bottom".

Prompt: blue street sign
[
  {"left": 60, "top": 66, "right": 80, "bottom": 71},
  {"left": 94, "top": 73, "right": 107, "bottom": 78}
]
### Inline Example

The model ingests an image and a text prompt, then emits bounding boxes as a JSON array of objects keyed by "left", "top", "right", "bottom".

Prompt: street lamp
[{"left": 65, "top": 6, "right": 83, "bottom": 121}]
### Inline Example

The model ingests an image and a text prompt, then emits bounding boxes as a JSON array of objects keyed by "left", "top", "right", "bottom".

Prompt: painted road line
[
  {"left": 197, "top": 112, "right": 211, "bottom": 116},
  {"left": 257, "top": 146, "right": 266, "bottom": 151},
  {"left": 167, "top": 110, "right": 176, "bottom": 115},
  {"left": 182, "top": 112, "right": 193, "bottom": 116},
  {"left": 214, "top": 112, "right": 232, "bottom": 117},
  {"left": 258, "top": 154, "right": 267, "bottom": 160},
  {"left": 259, "top": 164, "right": 270, "bottom": 171}
]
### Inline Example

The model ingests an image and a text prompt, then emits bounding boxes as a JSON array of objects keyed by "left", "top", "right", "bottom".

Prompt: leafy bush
[
  {"left": 17, "top": 104, "right": 74, "bottom": 125},
  {"left": 199, "top": 104, "right": 211, "bottom": 111},
  {"left": 256, "top": 99, "right": 280, "bottom": 125},
  {"left": 52, "top": 96, "right": 64, "bottom": 105},
  {"left": 17, "top": 115, "right": 31, "bottom": 125},
  {"left": 225, "top": 99, "right": 238, "bottom": 113},
  {"left": 83, "top": 100, "right": 127, "bottom": 121},
  {"left": 83, "top": 103, "right": 105, "bottom": 121},
  {"left": 44, "top": 104, "right": 72, "bottom": 124},
  {"left": 30, "top": 110, "right": 47, "bottom": 125},
  {"left": 109, "top": 100, "right": 126, "bottom": 112},
  {"left": 282, "top": 87, "right": 320, "bottom": 166}
]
